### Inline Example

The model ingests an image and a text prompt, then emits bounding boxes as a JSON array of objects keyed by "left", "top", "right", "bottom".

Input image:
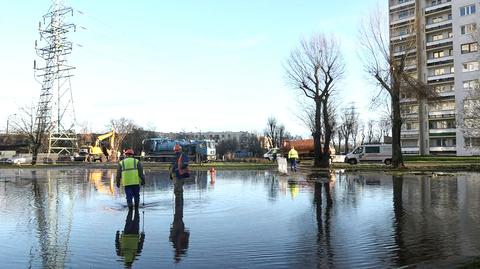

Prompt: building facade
[{"left": 389, "top": 0, "right": 480, "bottom": 156}]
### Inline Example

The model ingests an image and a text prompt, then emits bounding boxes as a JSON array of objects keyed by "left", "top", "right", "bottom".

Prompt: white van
[{"left": 344, "top": 144, "right": 392, "bottom": 165}]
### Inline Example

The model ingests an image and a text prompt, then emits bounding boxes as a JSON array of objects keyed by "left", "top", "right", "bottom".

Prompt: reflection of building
[{"left": 389, "top": 0, "right": 480, "bottom": 156}]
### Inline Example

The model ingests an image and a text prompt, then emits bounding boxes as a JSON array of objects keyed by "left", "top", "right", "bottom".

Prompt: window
[
  {"left": 460, "top": 4, "right": 476, "bottom": 16},
  {"left": 434, "top": 84, "right": 454, "bottom": 93},
  {"left": 433, "top": 50, "right": 445, "bottom": 58},
  {"left": 461, "top": 23, "right": 477, "bottom": 35},
  {"left": 432, "top": 33, "right": 444, "bottom": 41},
  {"left": 434, "top": 68, "right": 446, "bottom": 75},
  {"left": 463, "top": 80, "right": 480, "bottom": 90},
  {"left": 353, "top": 147, "right": 363, "bottom": 154},
  {"left": 461, "top": 43, "right": 478, "bottom": 54},
  {"left": 463, "top": 61, "right": 480, "bottom": 72},
  {"left": 365, "top": 146, "right": 380, "bottom": 153}
]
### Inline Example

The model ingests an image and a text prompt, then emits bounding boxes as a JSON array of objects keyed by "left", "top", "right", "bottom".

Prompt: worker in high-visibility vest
[
  {"left": 288, "top": 146, "right": 299, "bottom": 172},
  {"left": 116, "top": 149, "right": 145, "bottom": 209}
]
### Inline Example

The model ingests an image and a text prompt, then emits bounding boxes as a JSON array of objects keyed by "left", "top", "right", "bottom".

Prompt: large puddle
[{"left": 1, "top": 168, "right": 479, "bottom": 268}]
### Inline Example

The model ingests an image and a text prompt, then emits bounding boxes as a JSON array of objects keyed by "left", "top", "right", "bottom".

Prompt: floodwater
[{"left": 1, "top": 168, "right": 480, "bottom": 269}]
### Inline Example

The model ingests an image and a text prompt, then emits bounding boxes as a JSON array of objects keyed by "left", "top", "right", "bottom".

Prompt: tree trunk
[
  {"left": 391, "top": 91, "right": 404, "bottom": 168},
  {"left": 313, "top": 99, "right": 323, "bottom": 167},
  {"left": 320, "top": 98, "right": 332, "bottom": 168}
]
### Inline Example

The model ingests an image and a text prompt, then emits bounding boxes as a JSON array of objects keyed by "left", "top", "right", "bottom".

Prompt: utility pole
[{"left": 33, "top": 0, "right": 77, "bottom": 161}]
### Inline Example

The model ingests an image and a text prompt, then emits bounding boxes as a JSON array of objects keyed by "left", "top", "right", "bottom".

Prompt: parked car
[
  {"left": 6, "top": 156, "right": 28, "bottom": 165},
  {"left": 344, "top": 144, "right": 392, "bottom": 165},
  {"left": 263, "top": 148, "right": 281, "bottom": 161}
]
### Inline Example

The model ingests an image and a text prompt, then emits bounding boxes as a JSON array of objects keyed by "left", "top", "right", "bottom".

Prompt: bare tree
[
  {"left": 264, "top": 117, "right": 279, "bottom": 148},
  {"left": 339, "top": 105, "right": 359, "bottom": 153},
  {"left": 366, "top": 120, "right": 375, "bottom": 143},
  {"left": 285, "top": 33, "right": 345, "bottom": 167},
  {"left": 359, "top": 6, "right": 432, "bottom": 167},
  {"left": 107, "top": 118, "right": 135, "bottom": 161},
  {"left": 9, "top": 105, "right": 51, "bottom": 164}
]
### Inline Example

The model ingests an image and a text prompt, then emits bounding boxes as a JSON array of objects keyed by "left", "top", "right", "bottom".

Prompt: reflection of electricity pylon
[{"left": 34, "top": 0, "right": 77, "bottom": 156}]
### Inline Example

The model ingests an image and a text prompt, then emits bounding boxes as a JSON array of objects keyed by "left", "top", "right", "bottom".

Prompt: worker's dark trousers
[
  {"left": 125, "top": 185, "right": 140, "bottom": 207},
  {"left": 290, "top": 159, "right": 297, "bottom": 172}
]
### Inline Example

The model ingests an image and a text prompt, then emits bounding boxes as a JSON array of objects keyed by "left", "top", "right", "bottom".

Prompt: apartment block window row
[
  {"left": 430, "top": 101, "right": 455, "bottom": 111},
  {"left": 401, "top": 104, "right": 419, "bottom": 114},
  {"left": 430, "top": 138, "right": 456, "bottom": 147},
  {"left": 429, "top": 119, "right": 456, "bottom": 129},
  {"left": 429, "top": 31, "right": 452, "bottom": 42},
  {"left": 463, "top": 79, "right": 480, "bottom": 90},
  {"left": 461, "top": 42, "right": 478, "bottom": 54},
  {"left": 461, "top": 23, "right": 477, "bottom": 35},
  {"left": 430, "top": 0, "right": 451, "bottom": 6},
  {"left": 430, "top": 66, "right": 454, "bottom": 76},
  {"left": 463, "top": 61, "right": 480, "bottom": 72},
  {"left": 398, "top": 9, "right": 415, "bottom": 19},
  {"left": 465, "top": 137, "right": 480, "bottom": 147},
  {"left": 403, "top": 122, "right": 419, "bottom": 130},
  {"left": 429, "top": 13, "right": 451, "bottom": 24},
  {"left": 460, "top": 4, "right": 476, "bottom": 16},
  {"left": 434, "top": 84, "right": 454, "bottom": 93}
]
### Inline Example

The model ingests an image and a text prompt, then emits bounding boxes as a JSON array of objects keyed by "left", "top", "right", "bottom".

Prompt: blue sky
[{"left": 0, "top": 0, "right": 382, "bottom": 136}]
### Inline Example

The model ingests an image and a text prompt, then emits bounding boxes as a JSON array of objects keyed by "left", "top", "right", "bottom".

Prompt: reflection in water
[
  {"left": 88, "top": 170, "right": 115, "bottom": 196},
  {"left": 170, "top": 179, "right": 190, "bottom": 262},
  {"left": 312, "top": 171, "right": 335, "bottom": 268},
  {"left": 115, "top": 209, "right": 145, "bottom": 267},
  {"left": 1, "top": 169, "right": 480, "bottom": 268}
]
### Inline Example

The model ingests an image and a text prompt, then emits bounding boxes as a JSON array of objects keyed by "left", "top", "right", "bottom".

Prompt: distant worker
[
  {"left": 115, "top": 209, "right": 145, "bottom": 267},
  {"left": 170, "top": 144, "right": 190, "bottom": 180},
  {"left": 116, "top": 149, "right": 145, "bottom": 209},
  {"left": 288, "top": 146, "right": 299, "bottom": 172}
]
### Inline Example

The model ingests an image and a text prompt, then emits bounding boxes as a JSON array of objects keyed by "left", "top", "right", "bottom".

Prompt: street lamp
[{"left": 6, "top": 114, "right": 16, "bottom": 135}]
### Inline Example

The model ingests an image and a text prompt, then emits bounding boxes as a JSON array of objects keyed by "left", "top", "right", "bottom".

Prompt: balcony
[
  {"left": 426, "top": 37, "right": 452, "bottom": 48},
  {"left": 426, "top": 19, "right": 452, "bottom": 30},
  {"left": 390, "top": 32, "right": 415, "bottom": 42},
  {"left": 401, "top": 129, "right": 420, "bottom": 136},
  {"left": 427, "top": 73, "right": 454, "bottom": 82},
  {"left": 428, "top": 110, "right": 455, "bottom": 118},
  {"left": 401, "top": 147, "right": 420, "bottom": 153},
  {"left": 429, "top": 128, "right": 456, "bottom": 134},
  {"left": 429, "top": 146, "right": 456, "bottom": 152},
  {"left": 427, "top": 55, "right": 453, "bottom": 65},
  {"left": 425, "top": 0, "right": 452, "bottom": 13},
  {"left": 390, "top": 0, "right": 415, "bottom": 11}
]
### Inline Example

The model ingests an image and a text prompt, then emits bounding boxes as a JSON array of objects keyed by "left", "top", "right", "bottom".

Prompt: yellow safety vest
[
  {"left": 288, "top": 149, "right": 299, "bottom": 159},
  {"left": 120, "top": 158, "right": 141, "bottom": 186}
]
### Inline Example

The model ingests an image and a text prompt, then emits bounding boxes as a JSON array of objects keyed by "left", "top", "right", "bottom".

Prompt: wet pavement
[{"left": 1, "top": 168, "right": 480, "bottom": 268}]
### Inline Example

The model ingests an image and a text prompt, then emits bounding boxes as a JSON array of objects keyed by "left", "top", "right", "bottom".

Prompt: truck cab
[{"left": 345, "top": 144, "right": 392, "bottom": 165}]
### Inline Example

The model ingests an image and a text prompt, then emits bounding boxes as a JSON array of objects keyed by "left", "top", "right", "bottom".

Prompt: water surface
[{"left": 1, "top": 168, "right": 479, "bottom": 268}]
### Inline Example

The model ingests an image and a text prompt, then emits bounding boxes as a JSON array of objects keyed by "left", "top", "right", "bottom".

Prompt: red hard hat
[
  {"left": 173, "top": 144, "right": 182, "bottom": 152},
  {"left": 125, "top": 149, "right": 134, "bottom": 155}
]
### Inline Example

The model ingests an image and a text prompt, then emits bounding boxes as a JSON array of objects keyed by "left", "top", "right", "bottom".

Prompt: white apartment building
[{"left": 389, "top": 0, "right": 480, "bottom": 156}]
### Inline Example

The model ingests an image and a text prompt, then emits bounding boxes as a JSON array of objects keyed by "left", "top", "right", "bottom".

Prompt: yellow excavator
[{"left": 79, "top": 130, "right": 115, "bottom": 162}]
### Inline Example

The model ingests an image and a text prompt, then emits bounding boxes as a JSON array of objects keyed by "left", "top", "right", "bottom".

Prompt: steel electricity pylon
[{"left": 34, "top": 0, "right": 77, "bottom": 156}]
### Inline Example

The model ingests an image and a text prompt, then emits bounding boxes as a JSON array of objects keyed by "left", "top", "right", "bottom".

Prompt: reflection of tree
[
  {"left": 392, "top": 175, "right": 406, "bottom": 265},
  {"left": 170, "top": 179, "right": 190, "bottom": 262},
  {"left": 313, "top": 172, "right": 334, "bottom": 267}
]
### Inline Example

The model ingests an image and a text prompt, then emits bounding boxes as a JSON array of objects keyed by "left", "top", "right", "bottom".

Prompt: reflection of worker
[
  {"left": 288, "top": 181, "right": 299, "bottom": 199},
  {"left": 115, "top": 209, "right": 145, "bottom": 267},
  {"left": 116, "top": 149, "right": 146, "bottom": 209},
  {"left": 170, "top": 179, "right": 190, "bottom": 262},
  {"left": 170, "top": 144, "right": 190, "bottom": 180},
  {"left": 288, "top": 146, "right": 299, "bottom": 172}
]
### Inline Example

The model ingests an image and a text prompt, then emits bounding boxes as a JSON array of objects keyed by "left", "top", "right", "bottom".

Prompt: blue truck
[{"left": 141, "top": 138, "right": 216, "bottom": 163}]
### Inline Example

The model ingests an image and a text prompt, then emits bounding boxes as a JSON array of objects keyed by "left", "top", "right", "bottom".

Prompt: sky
[{"left": 0, "top": 0, "right": 383, "bottom": 137}]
